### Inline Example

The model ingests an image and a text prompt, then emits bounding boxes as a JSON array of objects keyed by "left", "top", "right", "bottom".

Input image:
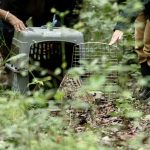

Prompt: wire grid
[
  {"left": 30, "top": 42, "right": 62, "bottom": 61},
  {"left": 72, "top": 42, "right": 121, "bottom": 100}
]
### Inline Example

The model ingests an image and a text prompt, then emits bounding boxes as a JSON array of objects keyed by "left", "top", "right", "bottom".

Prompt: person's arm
[
  {"left": 109, "top": 30, "right": 124, "bottom": 45},
  {"left": 109, "top": 0, "right": 143, "bottom": 45},
  {"left": 109, "top": 0, "right": 125, "bottom": 45},
  {"left": 0, "top": 9, "right": 26, "bottom": 31}
]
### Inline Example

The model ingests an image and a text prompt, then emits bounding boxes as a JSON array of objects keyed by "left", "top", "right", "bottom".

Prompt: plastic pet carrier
[{"left": 6, "top": 27, "right": 84, "bottom": 93}]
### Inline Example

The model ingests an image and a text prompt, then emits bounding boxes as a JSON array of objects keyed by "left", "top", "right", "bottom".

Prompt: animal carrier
[
  {"left": 6, "top": 27, "right": 84, "bottom": 93},
  {"left": 58, "top": 42, "right": 121, "bottom": 100}
]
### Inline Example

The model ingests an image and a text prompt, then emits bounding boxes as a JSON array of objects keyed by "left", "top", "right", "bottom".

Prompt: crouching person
[{"left": 109, "top": 0, "right": 150, "bottom": 102}]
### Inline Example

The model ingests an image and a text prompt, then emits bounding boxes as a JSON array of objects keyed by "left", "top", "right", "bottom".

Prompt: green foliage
[
  {"left": 0, "top": 0, "right": 150, "bottom": 149},
  {"left": 80, "top": 0, "right": 118, "bottom": 41}
]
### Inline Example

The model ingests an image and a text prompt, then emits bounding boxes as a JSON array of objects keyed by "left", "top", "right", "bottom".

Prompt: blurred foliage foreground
[{"left": 0, "top": 0, "right": 150, "bottom": 149}]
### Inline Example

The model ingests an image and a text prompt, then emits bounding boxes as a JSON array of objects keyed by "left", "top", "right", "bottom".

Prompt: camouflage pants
[{"left": 135, "top": 12, "right": 150, "bottom": 66}]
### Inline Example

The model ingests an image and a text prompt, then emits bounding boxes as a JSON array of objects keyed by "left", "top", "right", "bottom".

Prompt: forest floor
[
  {"left": 68, "top": 94, "right": 150, "bottom": 148},
  {"left": 0, "top": 54, "right": 150, "bottom": 149}
]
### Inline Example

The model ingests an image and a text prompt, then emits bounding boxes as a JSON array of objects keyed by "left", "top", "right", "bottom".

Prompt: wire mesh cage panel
[
  {"left": 71, "top": 42, "right": 121, "bottom": 100},
  {"left": 6, "top": 27, "right": 84, "bottom": 93}
]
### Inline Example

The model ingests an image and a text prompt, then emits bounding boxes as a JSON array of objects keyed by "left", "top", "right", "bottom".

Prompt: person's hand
[
  {"left": 6, "top": 13, "right": 26, "bottom": 31},
  {"left": 109, "top": 30, "right": 123, "bottom": 45}
]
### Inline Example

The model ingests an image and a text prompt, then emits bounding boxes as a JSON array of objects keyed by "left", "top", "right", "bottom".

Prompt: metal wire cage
[{"left": 71, "top": 42, "right": 121, "bottom": 100}]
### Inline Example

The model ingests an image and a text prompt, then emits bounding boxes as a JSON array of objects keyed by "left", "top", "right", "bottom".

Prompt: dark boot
[
  {"left": 139, "top": 87, "right": 150, "bottom": 102},
  {"left": 138, "top": 62, "right": 150, "bottom": 102}
]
